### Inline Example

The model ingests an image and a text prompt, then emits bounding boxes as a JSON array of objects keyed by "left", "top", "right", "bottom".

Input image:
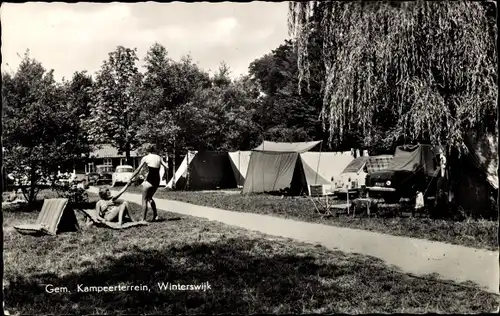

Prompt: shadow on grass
[
  {"left": 4, "top": 238, "right": 497, "bottom": 315},
  {"left": 2, "top": 200, "right": 97, "bottom": 214}
]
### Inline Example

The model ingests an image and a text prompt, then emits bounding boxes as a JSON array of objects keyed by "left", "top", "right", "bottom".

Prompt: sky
[{"left": 1, "top": 2, "right": 291, "bottom": 81}]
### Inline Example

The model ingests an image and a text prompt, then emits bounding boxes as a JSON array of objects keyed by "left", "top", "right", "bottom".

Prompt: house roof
[{"left": 90, "top": 145, "right": 140, "bottom": 158}]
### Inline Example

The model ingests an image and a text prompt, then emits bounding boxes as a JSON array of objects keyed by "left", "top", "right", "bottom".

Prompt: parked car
[
  {"left": 333, "top": 155, "right": 393, "bottom": 196},
  {"left": 365, "top": 144, "right": 440, "bottom": 203},
  {"left": 88, "top": 165, "right": 114, "bottom": 185},
  {"left": 112, "top": 165, "right": 135, "bottom": 187},
  {"left": 72, "top": 174, "right": 89, "bottom": 189}
]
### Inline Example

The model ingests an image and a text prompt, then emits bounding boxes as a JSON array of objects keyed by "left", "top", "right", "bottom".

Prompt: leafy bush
[{"left": 55, "top": 186, "right": 89, "bottom": 205}]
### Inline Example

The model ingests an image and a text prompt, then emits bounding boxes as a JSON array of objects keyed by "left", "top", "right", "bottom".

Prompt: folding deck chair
[
  {"left": 309, "top": 194, "right": 334, "bottom": 218},
  {"left": 77, "top": 208, "right": 149, "bottom": 230},
  {"left": 13, "top": 198, "right": 79, "bottom": 235},
  {"left": 308, "top": 185, "right": 336, "bottom": 218}
]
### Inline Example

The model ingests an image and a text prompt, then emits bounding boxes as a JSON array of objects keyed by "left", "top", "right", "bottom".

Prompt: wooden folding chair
[{"left": 309, "top": 194, "right": 334, "bottom": 218}]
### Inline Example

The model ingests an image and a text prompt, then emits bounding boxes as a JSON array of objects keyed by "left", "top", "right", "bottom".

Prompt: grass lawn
[
  {"left": 114, "top": 186, "right": 498, "bottom": 251},
  {"left": 3, "top": 193, "right": 499, "bottom": 314}
]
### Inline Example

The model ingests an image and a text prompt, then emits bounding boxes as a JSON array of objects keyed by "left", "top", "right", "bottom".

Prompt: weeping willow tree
[{"left": 288, "top": 0, "right": 497, "bottom": 152}]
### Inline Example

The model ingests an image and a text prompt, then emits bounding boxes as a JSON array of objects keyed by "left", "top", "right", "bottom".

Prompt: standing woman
[{"left": 127, "top": 143, "right": 169, "bottom": 222}]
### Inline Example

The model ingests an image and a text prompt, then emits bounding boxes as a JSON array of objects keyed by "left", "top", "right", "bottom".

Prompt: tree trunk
[
  {"left": 433, "top": 148, "right": 460, "bottom": 218},
  {"left": 186, "top": 150, "right": 190, "bottom": 190},
  {"left": 125, "top": 143, "right": 131, "bottom": 165},
  {"left": 172, "top": 142, "right": 176, "bottom": 190},
  {"left": 29, "top": 162, "right": 37, "bottom": 203}
]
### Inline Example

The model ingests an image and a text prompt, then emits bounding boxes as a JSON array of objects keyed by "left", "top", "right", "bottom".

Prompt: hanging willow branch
[{"left": 289, "top": 0, "right": 497, "bottom": 151}]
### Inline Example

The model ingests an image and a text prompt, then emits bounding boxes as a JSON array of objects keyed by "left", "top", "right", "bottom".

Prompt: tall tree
[
  {"left": 2, "top": 52, "right": 87, "bottom": 202},
  {"left": 181, "top": 74, "right": 260, "bottom": 151},
  {"left": 249, "top": 40, "right": 325, "bottom": 144},
  {"left": 86, "top": 46, "right": 143, "bottom": 164},
  {"left": 289, "top": 0, "right": 498, "bottom": 208},
  {"left": 64, "top": 71, "right": 94, "bottom": 158},
  {"left": 139, "top": 43, "right": 212, "bottom": 157},
  {"left": 212, "top": 61, "right": 232, "bottom": 87},
  {"left": 138, "top": 43, "right": 179, "bottom": 154},
  {"left": 289, "top": 1, "right": 497, "bottom": 151}
]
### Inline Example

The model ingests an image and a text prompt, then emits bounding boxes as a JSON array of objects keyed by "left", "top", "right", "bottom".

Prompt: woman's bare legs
[
  {"left": 141, "top": 182, "right": 152, "bottom": 221},
  {"left": 141, "top": 181, "right": 159, "bottom": 221},
  {"left": 104, "top": 202, "right": 135, "bottom": 226},
  {"left": 119, "top": 201, "right": 135, "bottom": 224},
  {"left": 150, "top": 199, "right": 158, "bottom": 221}
]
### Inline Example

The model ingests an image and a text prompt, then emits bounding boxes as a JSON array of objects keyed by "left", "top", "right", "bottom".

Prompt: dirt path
[{"left": 88, "top": 187, "right": 499, "bottom": 294}]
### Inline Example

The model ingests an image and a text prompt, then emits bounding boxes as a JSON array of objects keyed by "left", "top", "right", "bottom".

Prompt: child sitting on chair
[{"left": 96, "top": 185, "right": 137, "bottom": 226}]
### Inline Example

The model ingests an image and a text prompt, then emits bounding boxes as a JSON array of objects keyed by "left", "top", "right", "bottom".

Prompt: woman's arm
[
  {"left": 128, "top": 160, "right": 146, "bottom": 183},
  {"left": 95, "top": 202, "right": 106, "bottom": 222},
  {"left": 112, "top": 183, "right": 130, "bottom": 202},
  {"left": 161, "top": 159, "right": 169, "bottom": 170}
]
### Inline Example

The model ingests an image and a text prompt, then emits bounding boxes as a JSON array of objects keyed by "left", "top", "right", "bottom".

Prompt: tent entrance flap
[{"left": 228, "top": 151, "right": 252, "bottom": 187}]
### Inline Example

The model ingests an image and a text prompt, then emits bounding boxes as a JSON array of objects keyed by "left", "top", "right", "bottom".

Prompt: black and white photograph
[{"left": 1, "top": 1, "right": 499, "bottom": 314}]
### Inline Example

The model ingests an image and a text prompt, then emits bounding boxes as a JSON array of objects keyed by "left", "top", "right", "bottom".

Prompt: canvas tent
[
  {"left": 14, "top": 198, "right": 79, "bottom": 235},
  {"left": 228, "top": 151, "right": 252, "bottom": 187},
  {"left": 166, "top": 151, "right": 238, "bottom": 190},
  {"left": 300, "top": 152, "right": 354, "bottom": 193},
  {"left": 166, "top": 151, "right": 197, "bottom": 189},
  {"left": 388, "top": 144, "right": 440, "bottom": 176},
  {"left": 242, "top": 141, "right": 353, "bottom": 195},
  {"left": 253, "top": 140, "right": 322, "bottom": 153}
]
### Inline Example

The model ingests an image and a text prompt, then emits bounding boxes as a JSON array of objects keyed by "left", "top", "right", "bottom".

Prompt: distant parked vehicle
[
  {"left": 112, "top": 165, "right": 135, "bottom": 187},
  {"left": 88, "top": 165, "right": 114, "bottom": 186},
  {"left": 365, "top": 144, "right": 440, "bottom": 203}
]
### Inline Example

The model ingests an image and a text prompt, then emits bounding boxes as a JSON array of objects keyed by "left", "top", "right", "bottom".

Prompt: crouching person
[{"left": 96, "top": 186, "right": 135, "bottom": 226}]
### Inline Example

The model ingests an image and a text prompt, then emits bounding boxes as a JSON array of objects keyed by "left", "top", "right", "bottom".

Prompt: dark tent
[
  {"left": 174, "top": 151, "right": 237, "bottom": 190},
  {"left": 389, "top": 144, "right": 440, "bottom": 176}
]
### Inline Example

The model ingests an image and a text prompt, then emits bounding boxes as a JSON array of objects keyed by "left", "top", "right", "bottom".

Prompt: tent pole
[
  {"left": 186, "top": 150, "right": 190, "bottom": 190},
  {"left": 315, "top": 141, "right": 323, "bottom": 184},
  {"left": 172, "top": 140, "right": 177, "bottom": 190}
]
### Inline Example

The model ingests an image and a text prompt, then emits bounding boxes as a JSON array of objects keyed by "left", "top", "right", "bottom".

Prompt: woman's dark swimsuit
[{"left": 146, "top": 167, "right": 160, "bottom": 187}]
